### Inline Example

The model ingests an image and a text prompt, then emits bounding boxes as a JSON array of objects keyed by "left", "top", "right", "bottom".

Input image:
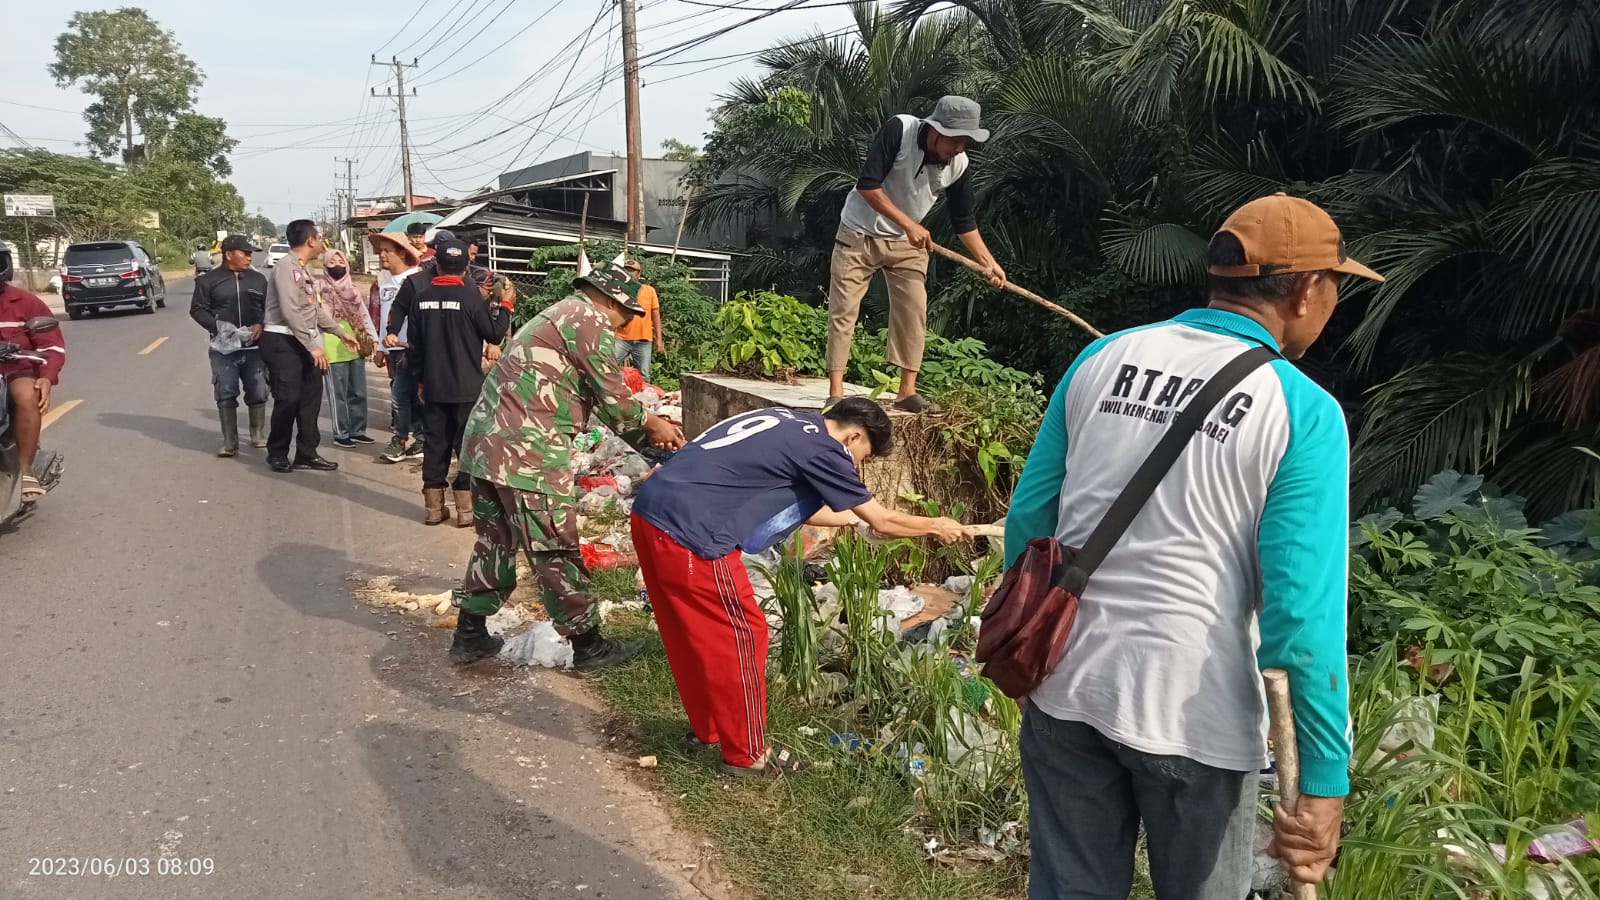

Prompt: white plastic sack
[{"left": 500, "top": 621, "right": 573, "bottom": 669}]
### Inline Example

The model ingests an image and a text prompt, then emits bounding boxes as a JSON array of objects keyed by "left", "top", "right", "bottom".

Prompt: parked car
[
  {"left": 59, "top": 241, "right": 167, "bottom": 319},
  {"left": 266, "top": 243, "right": 291, "bottom": 267}
]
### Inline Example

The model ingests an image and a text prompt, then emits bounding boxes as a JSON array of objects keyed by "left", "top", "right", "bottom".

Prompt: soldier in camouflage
[{"left": 449, "top": 266, "right": 684, "bottom": 668}]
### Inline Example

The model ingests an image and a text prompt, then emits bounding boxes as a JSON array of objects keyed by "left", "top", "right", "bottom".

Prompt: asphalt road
[{"left": 1, "top": 278, "right": 701, "bottom": 899}]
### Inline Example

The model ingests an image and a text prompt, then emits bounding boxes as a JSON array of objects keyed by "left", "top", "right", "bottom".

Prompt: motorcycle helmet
[{"left": 0, "top": 245, "right": 11, "bottom": 284}]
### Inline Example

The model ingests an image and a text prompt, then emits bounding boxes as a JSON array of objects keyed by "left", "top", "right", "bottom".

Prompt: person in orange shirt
[{"left": 613, "top": 258, "right": 662, "bottom": 379}]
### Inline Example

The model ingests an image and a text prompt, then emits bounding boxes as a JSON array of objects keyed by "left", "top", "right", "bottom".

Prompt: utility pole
[
  {"left": 334, "top": 156, "right": 358, "bottom": 253},
  {"left": 620, "top": 0, "right": 646, "bottom": 244},
  {"left": 372, "top": 56, "right": 419, "bottom": 212}
]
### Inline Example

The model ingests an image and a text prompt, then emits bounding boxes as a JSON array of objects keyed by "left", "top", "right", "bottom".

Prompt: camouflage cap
[{"left": 573, "top": 267, "right": 646, "bottom": 316}]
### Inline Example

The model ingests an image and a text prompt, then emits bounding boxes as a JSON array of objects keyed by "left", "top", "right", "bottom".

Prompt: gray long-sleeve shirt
[{"left": 263, "top": 251, "right": 348, "bottom": 354}]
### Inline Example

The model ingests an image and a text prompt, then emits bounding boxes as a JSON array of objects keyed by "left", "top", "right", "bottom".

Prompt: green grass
[{"left": 591, "top": 599, "right": 1026, "bottom": 899}]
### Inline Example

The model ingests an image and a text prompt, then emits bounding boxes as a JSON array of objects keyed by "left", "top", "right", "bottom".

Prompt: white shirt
[{"left": 378, "top": 266, "right": 418, "bottom": 351}]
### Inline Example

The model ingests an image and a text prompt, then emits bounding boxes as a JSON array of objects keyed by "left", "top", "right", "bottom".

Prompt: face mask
[{"left": 325, "top": 266, "right": 348, "bottom": 280}]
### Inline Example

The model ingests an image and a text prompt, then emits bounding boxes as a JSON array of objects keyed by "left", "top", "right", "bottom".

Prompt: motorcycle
[{"left": 0, "top": 315, "right": 66, "bottom": 528}]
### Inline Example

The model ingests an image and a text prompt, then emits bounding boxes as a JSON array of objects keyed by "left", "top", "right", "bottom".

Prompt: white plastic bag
[{"left": 500, "top": 621, "right": 573, "bottom": 669}]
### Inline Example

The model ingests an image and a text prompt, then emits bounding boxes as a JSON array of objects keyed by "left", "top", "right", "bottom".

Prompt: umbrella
[{"left": 382, "top": 211, "right": 443, "bottom": 234}]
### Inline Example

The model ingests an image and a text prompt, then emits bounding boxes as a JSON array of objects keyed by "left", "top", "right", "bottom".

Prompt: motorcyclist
[{"left": 0, "top": 245, "right": 66, "bottom": 502}]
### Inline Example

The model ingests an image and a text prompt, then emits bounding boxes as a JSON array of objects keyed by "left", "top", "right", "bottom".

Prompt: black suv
[{"left": 60, "top": 241, "right": 168, "bottom": 319}]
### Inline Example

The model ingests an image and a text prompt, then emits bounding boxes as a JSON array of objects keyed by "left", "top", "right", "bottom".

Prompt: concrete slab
[{"left": 680, "top": 371, "right": 915, "bottom": 505}]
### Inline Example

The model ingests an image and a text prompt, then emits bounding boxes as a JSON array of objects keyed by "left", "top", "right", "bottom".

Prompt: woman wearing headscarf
[{"left": 315, "top": 248, "right": 380, "bottom": 448}]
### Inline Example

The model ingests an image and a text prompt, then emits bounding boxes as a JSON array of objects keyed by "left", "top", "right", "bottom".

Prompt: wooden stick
[
  {"left": 577, "top": 193, "right": 590, "bottom": 246},
  {"left": 1263, "top": 668, "right": 1318, "bottom": 900},
  {"left": 927, "top": 242, "right": 1104, "bottom": 339},
  {"left": 670, "top": 184, "right": 694, "bottom": 266}
]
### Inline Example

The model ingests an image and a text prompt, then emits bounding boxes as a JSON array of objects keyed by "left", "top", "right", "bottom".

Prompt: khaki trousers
[{"left": 826, "top": 223, "right": 930, "bottom": 373}]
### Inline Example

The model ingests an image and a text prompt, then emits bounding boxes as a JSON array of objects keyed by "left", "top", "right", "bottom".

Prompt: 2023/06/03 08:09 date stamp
[{"left": 29, "top": 857, "right": 216, "bottom": 878}]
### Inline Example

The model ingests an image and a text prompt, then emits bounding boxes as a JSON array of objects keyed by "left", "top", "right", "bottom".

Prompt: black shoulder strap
[{"left": 1067, "top": 344, "right": 1279, "bottom": 580}]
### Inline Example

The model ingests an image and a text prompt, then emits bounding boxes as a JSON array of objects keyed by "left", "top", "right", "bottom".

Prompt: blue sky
[{"left": 3, "top": 0, "right": 857, "bottom": 224}]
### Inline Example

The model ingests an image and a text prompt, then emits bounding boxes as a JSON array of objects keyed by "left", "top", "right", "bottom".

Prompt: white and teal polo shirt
[{"left": 1005, "top": 307, "right": 1352, "bottom": 796}]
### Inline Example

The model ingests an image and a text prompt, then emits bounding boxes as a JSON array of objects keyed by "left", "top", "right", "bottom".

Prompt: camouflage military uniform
[{"left": 452, "top": 295, "right": 649, "bottom": 634}]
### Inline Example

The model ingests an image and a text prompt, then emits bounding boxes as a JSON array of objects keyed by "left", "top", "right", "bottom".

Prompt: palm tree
[{"left": 693, "top": 0, "right": 1600, "bottom": 515}]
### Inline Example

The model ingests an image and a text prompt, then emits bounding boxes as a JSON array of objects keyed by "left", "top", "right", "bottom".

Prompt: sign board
[
  {"left": 3, "top": 194, "right": 56, "bottom": 217},
  {"left": 139, "top": 210, "right": 161, "bottom": 230}
]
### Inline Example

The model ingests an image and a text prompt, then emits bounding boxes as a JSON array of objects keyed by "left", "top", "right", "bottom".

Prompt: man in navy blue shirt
[{"left": 631, "top": 398, "right": 967, "bottom": 776}]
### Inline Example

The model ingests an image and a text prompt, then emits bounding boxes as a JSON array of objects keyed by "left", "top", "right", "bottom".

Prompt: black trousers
[
  {"left": 421, "top": 401, "right": 474, "bottom": 490},
  {"left": 259, "top": 332, "right": 324, "bottom": 461}
]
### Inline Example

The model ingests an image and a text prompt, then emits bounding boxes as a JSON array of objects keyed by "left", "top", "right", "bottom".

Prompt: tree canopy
[{"left": 49, "top": 7, "right": 204, "bottom": 168}]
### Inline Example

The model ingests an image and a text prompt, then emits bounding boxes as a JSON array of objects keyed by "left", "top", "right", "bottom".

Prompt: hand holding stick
[
  {"left": 1264, "top": 668, "right": 1319, "bottom": 900},
  {"left": 927, "top": 242, "right": 1104, "bottom": 339}
]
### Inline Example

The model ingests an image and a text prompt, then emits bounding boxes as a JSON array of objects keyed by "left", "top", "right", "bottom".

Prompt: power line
[
  {"left": 411, "top": 0, "right": 495, "bottom": 59},
  {"left": 412, "top": 0, "right": 568, "bottom": 88},
  {"left": 374, "top": 0, "right": 430, "bottom": 54}
]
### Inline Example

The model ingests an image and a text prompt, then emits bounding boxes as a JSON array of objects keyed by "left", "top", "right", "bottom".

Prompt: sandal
[
  {"left": 720, "top": 745, "right": 809, "bottom": 778},
  {"left": 20, "top": 475, "right": 45, "bottom": 502},
  {"left": 683, "top": 730, "right": 718, "bottom": 755}
]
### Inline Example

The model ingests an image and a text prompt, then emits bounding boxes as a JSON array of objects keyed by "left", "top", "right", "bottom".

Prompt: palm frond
[
  {"left": 1341, "top": 217, "right": 1494, "bottom": 371},
  {"left": 1100, "top": 211, "right": 1207, "bottom": 285},
  {"left": 1351, "top": 354, "right": 1535, "bottom": 510},
  {"left": 1329, "top": 31, "right": 1581, "bottom": 158},
  {"left": 1186, "top": 134, "right": 1290, "bottom": 224},
  {"left": 1491, "top": 428, "right": 1600, "bottom": 520}
]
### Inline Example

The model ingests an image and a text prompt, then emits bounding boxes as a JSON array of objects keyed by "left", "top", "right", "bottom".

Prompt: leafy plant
[{"left": 709, "top": 290, "right": 829, "bottom": 379}]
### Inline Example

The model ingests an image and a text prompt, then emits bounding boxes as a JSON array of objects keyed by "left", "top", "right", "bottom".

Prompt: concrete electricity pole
[
  {"left": 620, "top": 0, "right": 646, "bottom": 244},
  {"left": 334, "top": 156, "right": 358, "bottom": 251},
  {"left": 372, "top": 57, "right": 419, "bottom": 212}
]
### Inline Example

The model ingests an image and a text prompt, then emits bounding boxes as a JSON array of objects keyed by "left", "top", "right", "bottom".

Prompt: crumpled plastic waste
[
  {"left": 500, "top": 620, "right": 573, "bottom": 668},
  {"left": 208, "top": 321, "right": 255, "bottom": 355},
  {"left": 879, "top": 586, "right": 926, "bottom": 624},
  {"left": 1364, "top": 694, "right": 1438, "bottom": 769}
]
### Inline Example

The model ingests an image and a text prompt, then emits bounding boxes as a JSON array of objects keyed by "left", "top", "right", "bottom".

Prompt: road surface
[{"left": 1, "top": 278, "right": 701, "bottom": 899}]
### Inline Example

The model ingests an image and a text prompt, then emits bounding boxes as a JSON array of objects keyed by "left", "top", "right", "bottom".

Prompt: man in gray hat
[{"left": 825, "top": 95, "right": 1007, "bottom": 414}]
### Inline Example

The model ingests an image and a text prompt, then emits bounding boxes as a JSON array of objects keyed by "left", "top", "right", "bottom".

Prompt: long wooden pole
[
  {"left": 669, "top": 185, "right": 694, "bottom": 266},
  {"left": 927, "top": 242, "right": 1103, "bottom": 339},
  {"left": 1264, "top": 668, "right": 1319, "bottom": 900}
]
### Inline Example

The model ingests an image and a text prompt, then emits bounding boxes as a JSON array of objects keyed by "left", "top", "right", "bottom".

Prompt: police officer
[
  {"left": 190, "top": 235, "right": 270, "bottom": 456},
  {"left": 259, "top": 219, "right": 358, "bottom": 474}
]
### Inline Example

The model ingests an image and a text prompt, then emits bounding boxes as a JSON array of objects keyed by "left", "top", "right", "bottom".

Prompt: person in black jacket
[
  {"left": 407, "top": 239, "right": 506, "bottom": 526},
  {"left": 190, "top": 235, "right": 270, "bottom": 457}
]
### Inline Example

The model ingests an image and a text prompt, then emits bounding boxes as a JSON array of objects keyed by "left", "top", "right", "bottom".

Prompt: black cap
[
  {"left": 221, "top": 235, "right": 260, "bottom": 254},
  {"left": 426, "top": 227, "right": 457, "bottom": 248},
  {"left": 434, "top": 239, "right": 470, "bottom": 273}
]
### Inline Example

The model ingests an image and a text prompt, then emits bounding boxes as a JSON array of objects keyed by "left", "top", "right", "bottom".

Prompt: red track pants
[{"left": 631, "top": 513, "right": 768, "bottom": 768}]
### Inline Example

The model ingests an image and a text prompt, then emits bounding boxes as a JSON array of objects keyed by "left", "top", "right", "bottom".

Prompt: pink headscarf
[{"left": 317, "top": 249, "right": 364, "bottom": 323}]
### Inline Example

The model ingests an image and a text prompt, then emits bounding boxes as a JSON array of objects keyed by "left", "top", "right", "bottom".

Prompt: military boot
[
  {"left": 571, "top": 628, "right": 643, "bottom": 672},
  {"left": 423, "top": 488, "right": 449, "bottom": 526},
  {"left": 454, "top": 490, "right": 474, "bottom": 528},
  {"left": 449, "top": 612, "right": 504, "bottom": 665},
  {"left": 217, "top": 407, "right": 239, "bottom": 458},
  {"left": 247, "top": 404, "right": 269, "bottom": 448}
]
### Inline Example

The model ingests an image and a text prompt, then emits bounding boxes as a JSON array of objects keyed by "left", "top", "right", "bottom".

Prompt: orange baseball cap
[{"left": 1208, "top": 193, "right": 1384, "bottom": 282}]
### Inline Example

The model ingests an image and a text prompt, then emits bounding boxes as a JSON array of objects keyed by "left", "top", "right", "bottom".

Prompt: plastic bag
[
  {"left": 208, "top": 321, "right": 251, "bottom": 355},
  {"left": 580, "top": 541, "right": 636, "bottom": 570},
  {"left": 500, "top": 621, "right": 573, "bottom": 669}
]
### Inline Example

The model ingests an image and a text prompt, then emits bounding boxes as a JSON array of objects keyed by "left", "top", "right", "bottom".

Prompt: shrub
[{"left": 509, "top": 241, "right": 721, "bottom": 390}]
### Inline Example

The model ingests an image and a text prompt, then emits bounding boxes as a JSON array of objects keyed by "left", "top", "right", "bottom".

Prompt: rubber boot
[
  {"left": 454, "top": 490, "right": 474, "bottom": 528},
  {"left": 247, "top": 404, "right": 269, "bottom": 448},
  {"left": 217, "top": 407, "right": 239, "bottom": 458},
  {"left": 449, "top": 612, "right": 504, "bottom": 665},
  {"left": 423, "top": 488, "right": 449, "bottom": 526},
  {"left": 571, "top": 627, "right": 643, "bottom": 672}
]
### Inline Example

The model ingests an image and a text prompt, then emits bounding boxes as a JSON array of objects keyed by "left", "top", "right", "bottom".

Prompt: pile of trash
[{"left": 572, "top": 368, "right": 683, "bottom": 570}]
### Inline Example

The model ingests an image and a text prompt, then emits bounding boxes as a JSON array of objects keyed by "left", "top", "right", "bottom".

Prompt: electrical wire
[
  {"left": 373, "top": 0, "right": 430, "bottom": 54},
  {"left": 412, "top": 0, "right": 567, "bottom": 88}
]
